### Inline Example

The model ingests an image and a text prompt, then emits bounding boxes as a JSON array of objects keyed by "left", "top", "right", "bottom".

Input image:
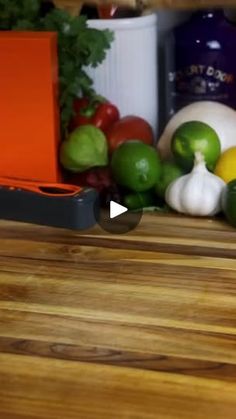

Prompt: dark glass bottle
[{"left": 165, "top": 9, "right": 236, "bottom": 122}]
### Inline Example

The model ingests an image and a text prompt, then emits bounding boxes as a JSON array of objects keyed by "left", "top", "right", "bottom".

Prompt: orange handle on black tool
[{"left": 0, "top": 177, "right": 82, "bottom": 197}]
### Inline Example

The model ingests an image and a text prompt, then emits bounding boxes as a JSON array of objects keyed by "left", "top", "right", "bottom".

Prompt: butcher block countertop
[{"left": 1, "top": 213, "right": 236, "bottom": 418}]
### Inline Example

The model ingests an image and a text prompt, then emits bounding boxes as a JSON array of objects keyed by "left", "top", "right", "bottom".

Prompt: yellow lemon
[{"left": 214, "top": 147, "right": 236, "bottom": 183}]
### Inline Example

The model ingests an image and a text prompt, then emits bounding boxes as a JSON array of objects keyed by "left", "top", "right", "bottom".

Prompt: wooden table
[
  {"left": 55, "top": 0, "right": 236, "bottom": 13},
  {"left": 0, "top": 213, "right": 236, "bottom": 418}
]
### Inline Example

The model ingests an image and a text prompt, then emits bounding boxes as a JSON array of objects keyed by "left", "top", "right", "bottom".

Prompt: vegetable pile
[
  {"left": 156, "top": 101, "right": 236, "bottom": 228},
  {"left": 62, "top": 96, "right": 236, "bottom": 229},
  {"left": 62, "top": 99, "right": 161, "bottom": 210}
]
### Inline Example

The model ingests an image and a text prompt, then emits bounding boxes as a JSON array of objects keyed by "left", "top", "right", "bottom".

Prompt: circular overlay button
[{"left": 94, "top": 197, "right": 143, "bottom": 234}]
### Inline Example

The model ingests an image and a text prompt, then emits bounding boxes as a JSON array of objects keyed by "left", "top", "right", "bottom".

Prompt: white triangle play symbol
[{"left": 110, "top": 201, "right": 128, "bottom": 219}]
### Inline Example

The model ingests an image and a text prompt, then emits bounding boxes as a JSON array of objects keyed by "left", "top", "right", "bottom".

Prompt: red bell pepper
[{"left": 70, "top": 96, "right": 120, "bottom": 134}]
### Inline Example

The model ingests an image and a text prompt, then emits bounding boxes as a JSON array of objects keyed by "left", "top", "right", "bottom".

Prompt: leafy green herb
[
  {"left": 0, "top": 0, "right": 114, "bottom": 137},
  {"left": 0, "top": 0, "right": 40, "bottom": 30}
]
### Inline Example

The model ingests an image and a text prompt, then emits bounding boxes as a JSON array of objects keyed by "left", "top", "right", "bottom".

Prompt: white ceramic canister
[{"left": 86, "top": 13, "right": 158, "bottom": 137}]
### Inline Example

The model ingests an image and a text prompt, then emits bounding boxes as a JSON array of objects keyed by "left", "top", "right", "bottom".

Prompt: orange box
[{"left": 0, "top": 32, "right": 61, "bottom": 182}]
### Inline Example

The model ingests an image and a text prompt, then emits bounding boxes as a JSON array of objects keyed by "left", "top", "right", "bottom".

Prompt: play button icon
[
  {"left": 94, "top": 197, "right": 143, "bottom": 234},
  {"left": 110, "top": 201, "right": 128, "bottom": 219}
]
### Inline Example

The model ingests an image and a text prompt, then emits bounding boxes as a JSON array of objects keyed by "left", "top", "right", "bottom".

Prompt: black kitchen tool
[{"left": 0, "top": 178, "right": 98, "bottom": 230}]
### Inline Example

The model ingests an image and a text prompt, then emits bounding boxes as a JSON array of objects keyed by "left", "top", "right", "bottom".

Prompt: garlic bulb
[{"left": 165, "top": 152, "right": 226, "bottom": 216}]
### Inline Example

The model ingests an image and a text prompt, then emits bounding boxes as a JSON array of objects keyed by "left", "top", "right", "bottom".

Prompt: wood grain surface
[
  {"left": 54, "top": 0, "right": 236, "bottom": 12},
  {"left": 0, "top": 213, "right": 236, "bottom": 418}
]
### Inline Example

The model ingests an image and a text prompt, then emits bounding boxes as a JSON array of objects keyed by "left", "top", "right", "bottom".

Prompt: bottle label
[{"left": 168, "top": 51, "right": 236, "bottom": 114}]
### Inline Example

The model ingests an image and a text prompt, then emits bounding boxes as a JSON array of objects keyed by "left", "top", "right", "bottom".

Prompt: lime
[
  {"left": 111, "top": 140, "right": 161, "bottom": 192},
  {"left": 222, "top": 179, "right": 236, "bottom": 227},
  {"left": 171, "top": 121, "right": 221, "bottom": 171},
  {"left": 214, "top": 147, "right": 236, "bottom": 183},
  {"left": 155, "top": 160, "right": 185, "bottom": 198},
  {"left": 123, "top": 191, "right": 155, "bottom": 210}
]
